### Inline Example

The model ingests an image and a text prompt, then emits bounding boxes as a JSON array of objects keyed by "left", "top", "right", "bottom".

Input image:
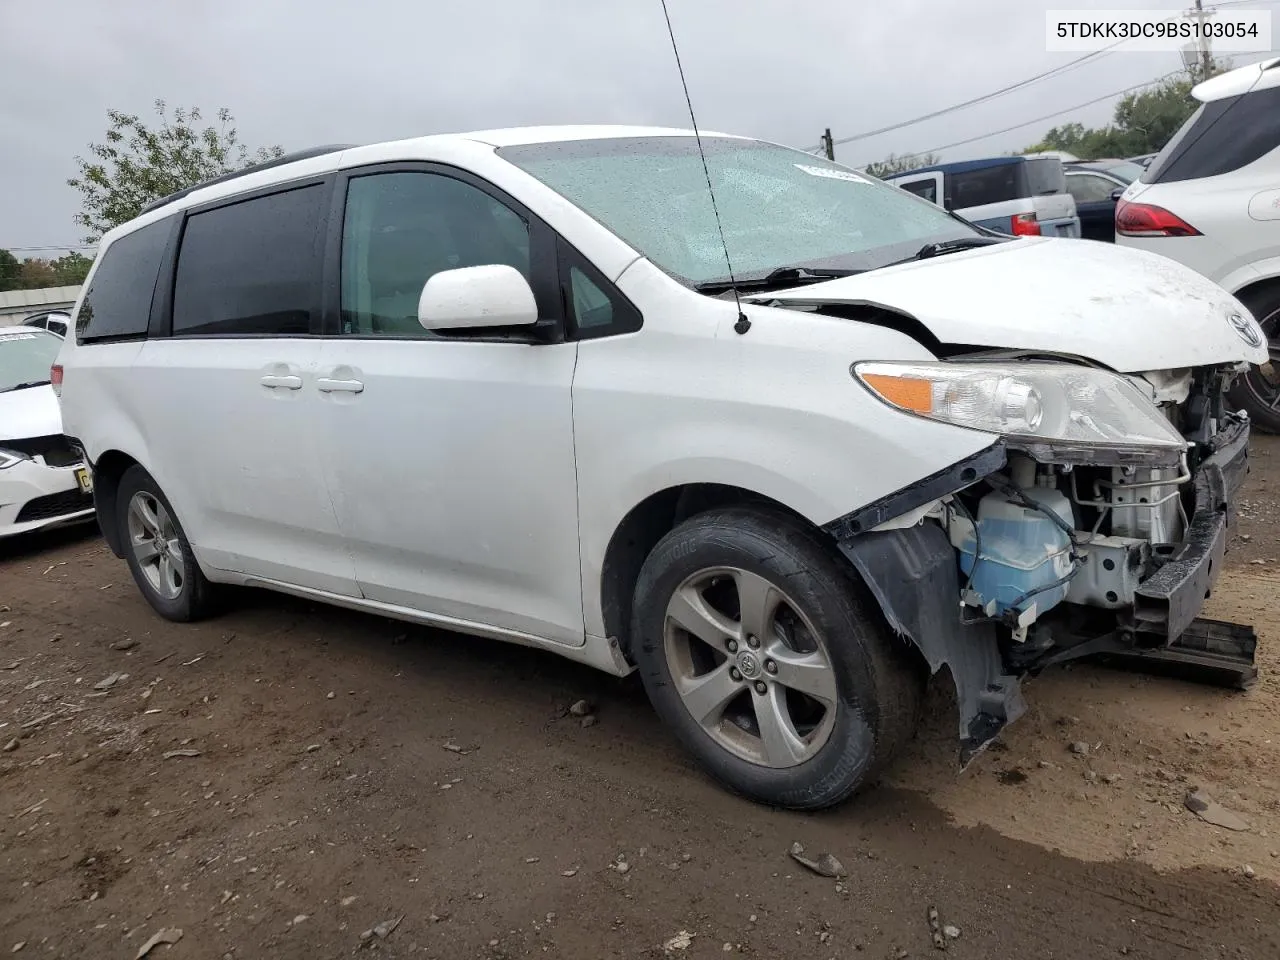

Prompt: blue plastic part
[{"left": 957, "top": 492, "right": 1073, "bottom": 616}]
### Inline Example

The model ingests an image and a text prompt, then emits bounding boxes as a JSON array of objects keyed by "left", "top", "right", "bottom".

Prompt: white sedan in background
[{"left": 0, "top": 327, "right": 95, "bottom": 538}]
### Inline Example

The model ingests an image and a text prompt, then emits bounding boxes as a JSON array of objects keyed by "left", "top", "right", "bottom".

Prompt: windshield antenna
[{"left": 658, "top": 0, "right": 751, "bottom": 335}]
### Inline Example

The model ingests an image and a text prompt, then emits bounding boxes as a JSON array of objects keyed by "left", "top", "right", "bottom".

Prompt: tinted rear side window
[
  {"left": 949, "top": 164, "right": 1022, "bottom": 207},
  {"left": 172, "top": 184, "right": 325, "bottom": 336},
  {"left": 1023, "top": 159, "right": 1065, "bottom": 196},
  {"left": 1146, "top": 87, "right": 1280, "bottom": 184},
  {"left": 76, "top": 217, "right": 171, "bottom": 342}
]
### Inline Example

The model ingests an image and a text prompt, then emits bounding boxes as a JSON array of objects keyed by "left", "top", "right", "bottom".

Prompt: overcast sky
[{"left": 1, "top": 0, "right": 1276, "bottom": 255}]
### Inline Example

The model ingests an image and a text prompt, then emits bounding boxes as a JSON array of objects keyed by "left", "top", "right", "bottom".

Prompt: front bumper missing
[
  {"left": 1132, "top": 416, "right": 1249, "bottom": 643},
  {"left": 833, "top": 521, "right": 1024, "bottom": 767},
  {"left": 827, "top": 416, "right": 1256, "bottom": 765}
]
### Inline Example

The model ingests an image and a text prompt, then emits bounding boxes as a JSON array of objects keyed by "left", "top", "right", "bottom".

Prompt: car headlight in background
[
  {"left": 0, "top": 448, "right": 33, "bottom": 470},
  {"left": 853, "top": 361, "right": 1188, "bottom": 462}
]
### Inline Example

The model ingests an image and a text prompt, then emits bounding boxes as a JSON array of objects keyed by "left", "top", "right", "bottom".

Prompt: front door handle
[
  {"left": 260, "top": 374, "right": 303, "bottom": 390},
  {"left": 317, "top": 378, "right": 365, "bottom": 394}
]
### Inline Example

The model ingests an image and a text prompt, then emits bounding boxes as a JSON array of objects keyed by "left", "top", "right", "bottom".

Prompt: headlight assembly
[
  {"left": 853, "top": 361, "right": 1188, "bottom": 464},
  {"left": 0, "top": 447, "right": 33, "bottom": 470}
]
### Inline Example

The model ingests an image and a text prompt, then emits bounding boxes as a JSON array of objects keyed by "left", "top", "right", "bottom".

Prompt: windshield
[
  {"left": 0, "top": 328, "right": 61, "bottom": 392},
  {"left": 498, "top": 136, "right": 980, "bottom": 286}
]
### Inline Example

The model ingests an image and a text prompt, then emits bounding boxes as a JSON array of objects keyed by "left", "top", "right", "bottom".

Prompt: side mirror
[
  {"left": 418, "top": 264, "right": 538, "bottom": 331},
  {"left": 1110, "top": 187, "right": 1124, "bottom": 202}
]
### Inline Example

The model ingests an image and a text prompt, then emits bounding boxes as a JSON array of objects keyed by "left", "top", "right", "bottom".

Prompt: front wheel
[
  {"left": 1227, "top": 285, "right": 1280, "bottom": 433},
  {"left": 630, "top": 506, "right": 924, "bottom": 810}
]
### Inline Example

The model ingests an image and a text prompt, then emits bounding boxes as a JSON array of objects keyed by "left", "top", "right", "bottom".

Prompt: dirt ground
[{"left": 3, "top": 443, "right": 1280, "bottom": 959}]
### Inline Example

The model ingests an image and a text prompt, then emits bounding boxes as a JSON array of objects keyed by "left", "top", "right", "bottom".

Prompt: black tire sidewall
[
  {"left": 631, "top": 508, "right": 913, "bottom": 809},
  {"left": 1229, "top": 287, "right": 1280, "bottom": 433},
  {"left": 116, "top": 465, "right": 206, "bottom": 622}
]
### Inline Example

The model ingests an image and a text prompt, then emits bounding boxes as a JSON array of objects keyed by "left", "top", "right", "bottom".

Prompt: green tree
[
  {"left": 863, "top": 151, "right": 941, "bottom": 179},
  {"left": 1023, "top": 61, "right": 1230, "bottom": 159},
  {"left": 50, "top": 251, "right": 94, "bottom": 286},
  {"left": 0, "top": 249, "right": 20, "bottom": 292},
  {"left": 68, "top": 100, "right": 284, "bottom": 243},
  {"left": 16, "top": 259, "right": 57, "bottom": 289}
]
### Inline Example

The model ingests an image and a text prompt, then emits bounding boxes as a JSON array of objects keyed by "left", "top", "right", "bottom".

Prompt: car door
[
  {"left": 129, "top": 179, "right": 359, "bottom": 596},
  {"left": 1066, "top": 172, "right": 1123, "bottom": 242},
  {"left": 315, "top": 164, "right": 585, "bottom": 645}
]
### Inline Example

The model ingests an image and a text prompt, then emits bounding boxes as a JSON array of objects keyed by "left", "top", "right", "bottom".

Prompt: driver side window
[{"left": 340, "top": 172, "right": 532, "bottom": 338}]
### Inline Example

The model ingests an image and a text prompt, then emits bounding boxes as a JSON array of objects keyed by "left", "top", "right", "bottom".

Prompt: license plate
[{"left": 75, "top": 467, "right": 93, "bottom": 494}]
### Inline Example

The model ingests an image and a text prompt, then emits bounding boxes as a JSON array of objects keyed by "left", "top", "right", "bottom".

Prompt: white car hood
[
  {"left": 748, "top": 238, "right": 1268, "bottom": 372},
  {"left": 0, "top": 384, "right": 63, "bottom": 442}
]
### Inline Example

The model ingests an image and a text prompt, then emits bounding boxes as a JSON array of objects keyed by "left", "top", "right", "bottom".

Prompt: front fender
[{"left": 831, "top": 520, "right": 1026, "bottom": 764}]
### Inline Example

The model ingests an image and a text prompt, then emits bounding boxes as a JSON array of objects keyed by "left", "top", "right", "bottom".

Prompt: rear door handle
[
  {"left": 317, "top": 378, "right": 365, "bottom": 394},
  {"left": 260, "top": 375, "right": 303, "bottom": 390}
]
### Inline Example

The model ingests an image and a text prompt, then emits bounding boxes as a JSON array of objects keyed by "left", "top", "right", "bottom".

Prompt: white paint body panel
[
  {"left": 313, "top": 337, "right": 585, "bottom": 646},
  {"left": 119, "top": 339, "right": 359, "bottom": 596},
  {"left": 54, "top": 124, "right": 1262, "bottom": 675},
  {"left": 1, "top": 382, "right": 62, "bottom": 439},
  {"left": 750, "top": 237, "right": 1267, "bottom": 370}
]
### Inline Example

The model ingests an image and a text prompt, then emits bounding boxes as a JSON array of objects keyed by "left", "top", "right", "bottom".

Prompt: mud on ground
[{"left": 2, "top": 440, "right": 1279, "bottom": 959}]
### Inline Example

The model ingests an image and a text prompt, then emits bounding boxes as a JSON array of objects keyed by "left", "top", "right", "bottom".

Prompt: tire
[
  {"left": 116, "top": 465, "right": 220, "bottom": 622},
  {"left": 630, "top": 505, "right": 924, "bottom": 810},
  {"left": 1227, "top": 284, "right": 1280, "bottom": 434}
]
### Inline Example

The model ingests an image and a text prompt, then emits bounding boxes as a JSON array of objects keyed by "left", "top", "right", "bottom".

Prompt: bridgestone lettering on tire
[{"left": 630, "top": 505, "right": 924, "bottom": 810}]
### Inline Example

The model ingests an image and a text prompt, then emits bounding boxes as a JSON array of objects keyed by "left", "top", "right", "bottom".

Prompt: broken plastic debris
[
  {"left": 135, "top": 927, "right": 182, "bottom": 959},
  {"left": 788, "top": 841, "right": 847, "bottom": 878}
]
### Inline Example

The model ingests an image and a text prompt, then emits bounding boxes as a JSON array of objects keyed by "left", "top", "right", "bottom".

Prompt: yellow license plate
[{"left": 75, "top": 467, "right": 93, "bottom": 494}]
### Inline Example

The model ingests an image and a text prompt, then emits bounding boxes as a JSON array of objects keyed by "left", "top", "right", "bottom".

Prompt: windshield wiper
[
  {"left": 1, "top": 380, "right": 51, "bottom": 393},
  {"left": 694, "top": 265, "right": 858, "bottom": 295},
  {"left": 911, "top": 237, "right": 1006, "bottom": 260}
]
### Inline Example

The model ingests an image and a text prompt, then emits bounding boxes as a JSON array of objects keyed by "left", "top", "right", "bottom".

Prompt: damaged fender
[{"left": 823, "top": 445, "right": 1024, "bottom": 764}]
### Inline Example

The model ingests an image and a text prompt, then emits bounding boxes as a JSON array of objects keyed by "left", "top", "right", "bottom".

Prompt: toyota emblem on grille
[{"left": 1228, "top": 312, "right": 1264, "bottom": 349}]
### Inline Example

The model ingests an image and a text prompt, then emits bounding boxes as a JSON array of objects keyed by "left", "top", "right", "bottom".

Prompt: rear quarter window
[
  {"left": 75, "top": 217, "right": 172, "bottom": 343},
  {"left": 1145, "top": 87, "right": 1280, "bottom": 184}
]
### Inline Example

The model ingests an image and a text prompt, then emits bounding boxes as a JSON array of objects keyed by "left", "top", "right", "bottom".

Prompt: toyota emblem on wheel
[{"left": 1228, "top": 312, "right": 1264, "bottom": 349}]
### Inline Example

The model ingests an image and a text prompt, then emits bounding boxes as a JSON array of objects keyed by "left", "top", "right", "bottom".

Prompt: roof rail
[{"left": 136, "top": 144, "right": 357, "bottom": 217}]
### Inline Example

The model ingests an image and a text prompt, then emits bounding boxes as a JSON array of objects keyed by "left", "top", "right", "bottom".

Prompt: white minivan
[{"left": 56, "top": 127, "right": 1265, "bottom": 808}]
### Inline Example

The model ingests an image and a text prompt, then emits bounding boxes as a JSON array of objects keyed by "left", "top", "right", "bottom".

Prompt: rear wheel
[
  {"left": 630, "top": 506, "right": 924, "bottom": 810},
  {"left": 1227, "top": 285, "right": 1280, "bottom": 434},
  {"left": 117, "top": 465, "right": 220, "bottom": 622}
]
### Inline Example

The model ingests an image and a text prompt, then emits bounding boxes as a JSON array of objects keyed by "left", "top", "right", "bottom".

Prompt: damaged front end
[{"left": 825, "top": 360, "right": 1257, "bottom": 765}]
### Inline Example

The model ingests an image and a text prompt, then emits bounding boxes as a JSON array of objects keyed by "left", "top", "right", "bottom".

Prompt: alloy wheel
[
  {"left": 662, "top": 566, "right": 838, "bottom": 768},
  {"left": 127, "top": 491, "right": 184, "bottom": 601}
]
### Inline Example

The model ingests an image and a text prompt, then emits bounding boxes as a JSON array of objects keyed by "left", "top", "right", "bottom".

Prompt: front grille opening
[{"left": 14, "top": 490, "right": 94, "bottom": 524}]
